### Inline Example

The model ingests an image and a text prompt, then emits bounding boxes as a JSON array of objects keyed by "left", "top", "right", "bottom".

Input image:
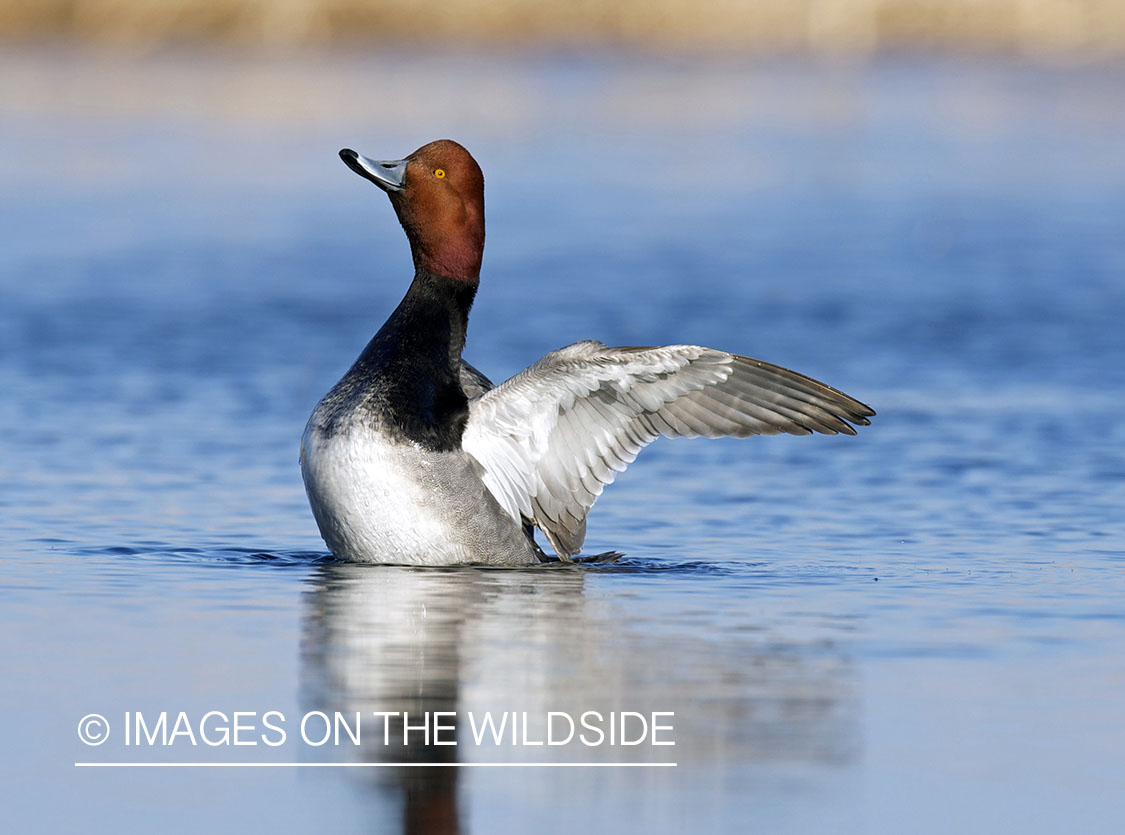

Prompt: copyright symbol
[{"left": 78, "top": 713, "right": 109, "bottom": 746}]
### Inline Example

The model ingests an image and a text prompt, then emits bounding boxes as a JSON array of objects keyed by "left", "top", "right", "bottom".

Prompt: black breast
[{"left": 313, "top": 269, "right": 477, "bottom": 452}]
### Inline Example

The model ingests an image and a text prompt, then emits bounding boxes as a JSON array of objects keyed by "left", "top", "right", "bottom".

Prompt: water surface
[{"left": 2, "top": 49, "right": 1124, "bottom": 833}]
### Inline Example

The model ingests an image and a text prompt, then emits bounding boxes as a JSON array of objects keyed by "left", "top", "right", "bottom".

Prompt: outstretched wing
[{"left": 461, "top": 341, "right": 874, "bottom": 559}]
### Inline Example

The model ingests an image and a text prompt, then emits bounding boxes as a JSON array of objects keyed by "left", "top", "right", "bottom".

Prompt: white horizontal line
[{"left": 75, "top": 762, "right": 677, "bottom": 768}]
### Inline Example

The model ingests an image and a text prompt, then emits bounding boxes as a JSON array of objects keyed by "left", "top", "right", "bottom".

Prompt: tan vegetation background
[{"left": 1, "top": 0, "right": 1124, "bottom": 55}]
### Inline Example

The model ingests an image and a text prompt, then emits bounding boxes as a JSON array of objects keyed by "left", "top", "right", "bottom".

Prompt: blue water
[{"left": 3, "top": 50, "right": 1124, "bottom": 833}]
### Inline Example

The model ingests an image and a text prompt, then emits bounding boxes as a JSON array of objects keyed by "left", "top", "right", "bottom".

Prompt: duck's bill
[{"left": 339, "top": 149, "right": 407, "bottom": 192}]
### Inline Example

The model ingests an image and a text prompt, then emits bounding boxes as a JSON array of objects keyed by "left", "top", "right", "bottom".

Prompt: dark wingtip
[{"left": 842, "top": 406, "right": 873, "bottom": 432}]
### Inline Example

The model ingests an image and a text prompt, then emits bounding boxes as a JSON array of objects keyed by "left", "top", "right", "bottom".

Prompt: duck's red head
[{"left": 340, "top": 139, "right": 485, "bottom": 282}]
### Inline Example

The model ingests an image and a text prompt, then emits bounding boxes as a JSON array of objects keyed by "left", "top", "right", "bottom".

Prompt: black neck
[
  {"left": 368, "top": 267, "right": 478, "bottom": 366},
  {"left": 323, "top": 268, "right": 479, "bottom": 450}
]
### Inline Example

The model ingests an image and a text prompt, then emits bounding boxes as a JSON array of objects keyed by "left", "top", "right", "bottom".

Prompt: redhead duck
[{"left": 300, "top": 140, "right": 873, "bottom": 565}]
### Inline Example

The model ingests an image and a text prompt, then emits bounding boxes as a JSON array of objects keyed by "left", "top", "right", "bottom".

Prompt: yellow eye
[{"left": 434, "top": 168, "right": 446, "bottom": 179}]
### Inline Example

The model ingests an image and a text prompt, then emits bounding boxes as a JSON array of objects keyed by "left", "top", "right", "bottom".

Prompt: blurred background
[
  {"left": 3, "top": 0, "right": 1125, "bottom": 54},
  {"left": 3, "top": 2, "right": 1124, "bottom": 834}
]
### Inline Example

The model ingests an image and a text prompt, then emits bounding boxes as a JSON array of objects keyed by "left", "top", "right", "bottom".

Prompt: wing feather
[{"left": 461, "top": 341, "right": 873, "bottom": 559}]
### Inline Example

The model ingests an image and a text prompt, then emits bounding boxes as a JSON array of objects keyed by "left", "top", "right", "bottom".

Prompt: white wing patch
[{"left": 461, "top": 341, "right": 873, "bottom": 559}]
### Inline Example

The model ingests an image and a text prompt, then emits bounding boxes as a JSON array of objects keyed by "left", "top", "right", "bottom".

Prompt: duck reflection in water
[
  {"left": 301, "top": 564, "right": 491, "bottom": 834},
  {"left": 299, "top": 563, "right": 859, "bottom": 833}
]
